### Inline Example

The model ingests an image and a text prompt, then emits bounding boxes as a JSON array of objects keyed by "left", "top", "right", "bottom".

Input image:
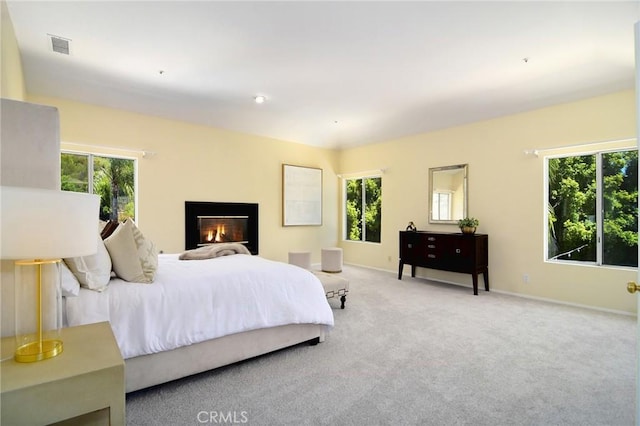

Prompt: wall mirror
[{"left": 429, "top": 164, "right": 468, "bottom": 224}]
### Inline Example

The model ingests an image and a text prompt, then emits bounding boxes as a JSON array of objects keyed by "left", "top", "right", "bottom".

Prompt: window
[
  {"left": 344, "top": 176, "right": 382, "bottom": 243},
  {"left": 61, "top": 152, "right": 137, "bottom": 222},
  {"left": 432, "top": 191, "right": 452, "bottom": 221},
  {"left": 547, "top": 149, "right": 638, "bottom": 267}
]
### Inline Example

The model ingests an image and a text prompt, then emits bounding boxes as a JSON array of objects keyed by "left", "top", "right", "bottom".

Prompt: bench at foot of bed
[{"left": 312, "top": 271, "right": 349, "bottom": 309}]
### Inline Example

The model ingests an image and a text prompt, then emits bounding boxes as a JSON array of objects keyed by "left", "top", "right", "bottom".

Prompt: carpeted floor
[{"left": 126, "top": 264, "right": 636, "bottom": 425}]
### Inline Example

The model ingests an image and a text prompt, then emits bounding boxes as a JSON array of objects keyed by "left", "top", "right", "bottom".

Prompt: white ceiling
[{"left": 6, "top": 1, "right": 639, "bottom": 149}]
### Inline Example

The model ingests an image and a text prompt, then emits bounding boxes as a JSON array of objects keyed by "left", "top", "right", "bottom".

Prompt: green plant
[{"left": 458, "top": 217, "right": 479, "bottom": 228}]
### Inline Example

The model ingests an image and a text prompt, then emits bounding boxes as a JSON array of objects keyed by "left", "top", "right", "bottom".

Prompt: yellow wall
[
  {"left": 27, "top": 95, "right": 340, "bottom": 264},
  {"left": 339, "top": 90, "right": 637, "bottom": 313},
  {"left": 0, "top": 0, "right": 25, "bottom": 100}
]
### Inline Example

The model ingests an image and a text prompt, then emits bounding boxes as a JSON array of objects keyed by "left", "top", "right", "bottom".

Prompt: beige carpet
[{"left": 126, "top": 264, "right": 636, "bottom": 425}]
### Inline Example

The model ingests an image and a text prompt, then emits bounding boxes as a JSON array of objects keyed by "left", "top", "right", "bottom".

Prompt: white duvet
[{"left": 65, "top": 253, "right": 334, "bottom": 359}]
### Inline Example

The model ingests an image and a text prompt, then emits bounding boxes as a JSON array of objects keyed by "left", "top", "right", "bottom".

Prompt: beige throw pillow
[
  {"left": 63, "top": 234, "right": 112, "bottom": 292},
  {"left": 104, "top": 218, "right": 158, "bottom": 283}
]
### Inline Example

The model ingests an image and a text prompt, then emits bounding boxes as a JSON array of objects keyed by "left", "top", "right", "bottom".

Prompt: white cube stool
[
  {"left": 321, "top": 247, "right": 343, "bottom": 273},
  {"left": 288, "top": 251, "right": 311, "bottom": 269}
]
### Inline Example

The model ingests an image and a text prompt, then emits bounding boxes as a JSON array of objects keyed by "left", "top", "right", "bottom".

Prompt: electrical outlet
[{"left": 523, "top": 274, "right": 530, "bottom": 284}]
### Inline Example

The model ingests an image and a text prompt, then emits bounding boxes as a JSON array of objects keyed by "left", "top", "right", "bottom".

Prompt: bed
[{"left": 63, "top": 248, "right": 334, "bottom": 392}]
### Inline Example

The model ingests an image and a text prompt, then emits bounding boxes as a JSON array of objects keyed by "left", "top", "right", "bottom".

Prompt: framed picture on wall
[{"left": 282, "top": 164, "right": 323, "bottom": 226}]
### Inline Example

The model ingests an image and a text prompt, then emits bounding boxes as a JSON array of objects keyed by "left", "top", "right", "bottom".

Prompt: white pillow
[
  {"left": 104, "top": 218, "right": 158, "bottom": 283},
  {"left": 60, "top": 261, "right": 80, "bottom": 297},
  {"left": 63, "top": 235, "right": 112, "bottom": 292}
]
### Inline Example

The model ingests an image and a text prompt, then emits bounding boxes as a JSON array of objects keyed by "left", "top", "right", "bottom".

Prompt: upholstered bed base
[{"left": 125, "top": 323, "right": 327, "bottom": 392}]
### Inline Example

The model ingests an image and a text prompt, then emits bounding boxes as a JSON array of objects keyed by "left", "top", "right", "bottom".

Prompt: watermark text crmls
[{"left": 197, "top": 410, "right": 249, "bottom": 424}]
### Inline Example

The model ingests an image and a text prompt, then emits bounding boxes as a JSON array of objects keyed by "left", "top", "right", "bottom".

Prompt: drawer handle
[
  {"left": 428, "top": 244, "right": 436, "bottom": 248},
  {"left": 427, "top": 254, "right": 436, "bottom": 259},
  {"left": 408, "top": 244, "right": 413, "bottom": 248},
  {"left": 427, "top": 237, "right": 436, "bottom": 241},
  {"left": 456, "top": 249, "right": 461, "bottom": 254}
]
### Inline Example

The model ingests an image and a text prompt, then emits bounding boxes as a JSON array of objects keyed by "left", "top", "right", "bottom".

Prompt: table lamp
[{"left": 1, "top": 186, "right": 99, "bottom": 362}]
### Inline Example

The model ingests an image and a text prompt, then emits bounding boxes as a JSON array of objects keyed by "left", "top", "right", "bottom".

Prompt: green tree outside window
[
  {"left": 548, "top": 149, "right": 637, "bottom": 267},
  {"left": 61, "top": 152, "right": 136, "bottom": 222},
  {"left": 345, "top": 177, "right": 382, "bottom": 243}
]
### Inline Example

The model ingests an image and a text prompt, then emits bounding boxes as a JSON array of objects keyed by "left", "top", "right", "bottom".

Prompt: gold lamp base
[
  {"left": 15, "top": 339, "right": 63, "bottom": 363},
  {"left": 13, "top": 258, "right": 64, "bottom": 363}
]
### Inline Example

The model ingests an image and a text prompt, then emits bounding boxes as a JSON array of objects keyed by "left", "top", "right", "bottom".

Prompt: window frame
[
  {"left": 342, "top": 173, "right": 382, "bottom": 244},
  {"left": 544, "top": 147, "right": 638, "bottom": 269},
  {"left": 61, "top": 150, "right": 139, "bottom": 222}
]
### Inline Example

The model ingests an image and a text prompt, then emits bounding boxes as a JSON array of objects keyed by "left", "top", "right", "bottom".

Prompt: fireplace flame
[
  {"left": 205, "top": 225, "right": 227, "bottom": 242},
  {"left": 214, "top": 224, "right": 225, "bottom": 242}
]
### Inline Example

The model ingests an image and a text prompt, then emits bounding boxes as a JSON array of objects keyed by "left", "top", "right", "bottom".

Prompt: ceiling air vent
[{"left": 48, "top": 34, "right": 70, "bottom": 55}]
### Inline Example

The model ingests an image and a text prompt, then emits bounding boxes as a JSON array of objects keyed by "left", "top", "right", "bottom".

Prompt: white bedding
[{"left": 65, "top": 253, "right": 334, "bottom": 359}]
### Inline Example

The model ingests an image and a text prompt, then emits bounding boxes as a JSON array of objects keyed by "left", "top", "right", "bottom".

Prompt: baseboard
[
  {"left": 489, "top": 288, "right": 636, "bottom": 317},
  {"left": 344, "top": 262, "right": 636, "bottom": 317},
  {"left": 343, "top": 261, "right": 397, "bottom": 275}
]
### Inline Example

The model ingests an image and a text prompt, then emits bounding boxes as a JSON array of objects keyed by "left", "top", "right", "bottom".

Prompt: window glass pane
[
  {"left": 433, "top": 192, "right": 451, "bottom": 221},
  {"left": 61, "top": 153, "right": 89, "bottom": 193},
  {"left": 345, "top": 176, "right": 382, "bottom": 243},
  {"left": 346, "top": 178, "right": 363, "bottom": 241},
  {"left": 548, "top": 154, "right": 596, "bottom": 262},
  {"left": 364, "top": 177, "right": 382, "bottom": 243},
  {"left": 602, "top": 150, "right": 638, "bottom": 267},
  {"left": 93, "top": 156, "right": 135, "bottom": 222}
]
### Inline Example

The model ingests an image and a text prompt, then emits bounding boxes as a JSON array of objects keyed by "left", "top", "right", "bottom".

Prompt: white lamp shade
[{"left": 1, "top": 186, "right": 100, "bottom": 260}]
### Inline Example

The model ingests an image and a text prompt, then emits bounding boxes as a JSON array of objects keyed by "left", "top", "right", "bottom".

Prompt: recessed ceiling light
[{"left": 254, "top": 95, "right": 266, "bottom": 104}]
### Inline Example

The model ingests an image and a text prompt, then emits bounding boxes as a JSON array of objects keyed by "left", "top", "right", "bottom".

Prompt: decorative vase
[{"left": 461, "top": 226, "right": 476, "bottom": 234}]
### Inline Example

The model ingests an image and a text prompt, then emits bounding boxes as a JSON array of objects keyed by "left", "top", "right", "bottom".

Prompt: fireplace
[{"left": 185, "top": 202, "right": 258, "bottom": 254}]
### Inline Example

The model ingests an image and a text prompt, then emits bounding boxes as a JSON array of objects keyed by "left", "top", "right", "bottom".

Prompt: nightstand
[{"left": 1, "top": 321, "right": 125, "bottom": 425}]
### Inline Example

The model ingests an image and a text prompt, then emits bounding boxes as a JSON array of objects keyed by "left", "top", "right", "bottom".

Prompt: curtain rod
[
  {"left": 336, "top": 168, "right": 387, "bottom": 178},
  {"left": 524, "top": 137, "right": 636, "bottom": 157},
  {"left": 61, "top": 142, "right": 157, "bottom": 158}
]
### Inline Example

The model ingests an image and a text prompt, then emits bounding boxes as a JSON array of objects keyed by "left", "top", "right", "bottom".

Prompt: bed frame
[{"left": 124, "top": 323, "right": 326, "bottom": 392}]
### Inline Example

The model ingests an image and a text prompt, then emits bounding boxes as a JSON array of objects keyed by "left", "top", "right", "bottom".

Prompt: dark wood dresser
[{"left": 398, "top": 231, "right": 489, "bottom": 295}]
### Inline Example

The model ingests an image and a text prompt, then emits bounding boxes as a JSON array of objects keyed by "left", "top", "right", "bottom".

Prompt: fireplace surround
[{"left": 185, "top": 202, "right": 258, "bottom": 254}]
